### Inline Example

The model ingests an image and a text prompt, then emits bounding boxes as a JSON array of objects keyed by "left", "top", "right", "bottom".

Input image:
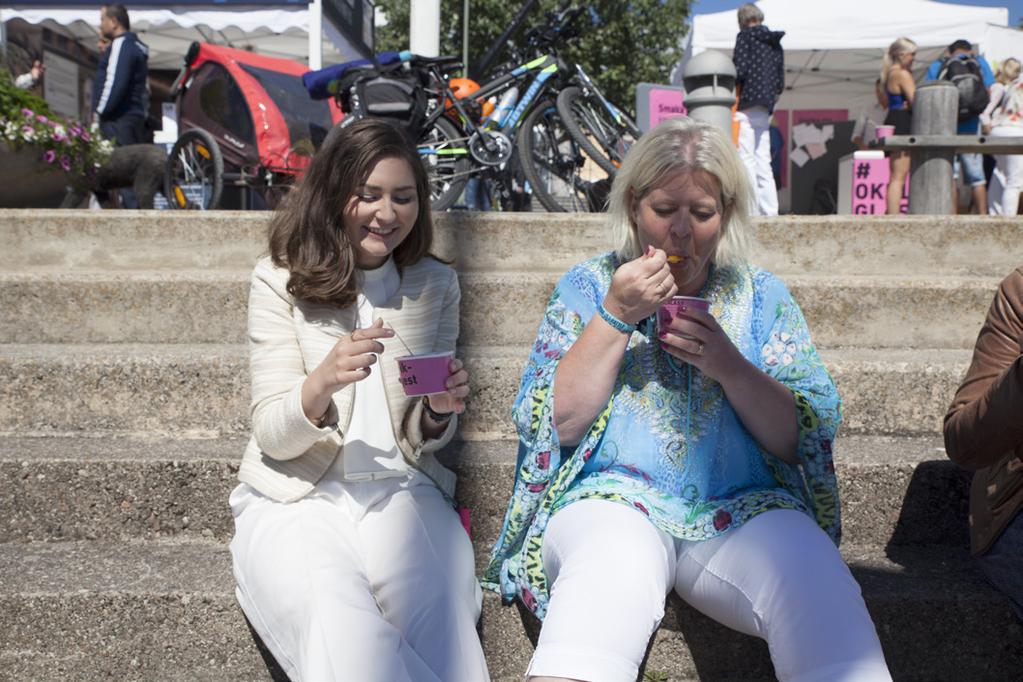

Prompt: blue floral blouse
[{"left": 483, "top": 253, "right": 842, "bottom": 620}]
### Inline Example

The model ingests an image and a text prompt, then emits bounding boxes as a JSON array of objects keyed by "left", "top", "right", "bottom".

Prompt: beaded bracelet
[{"left": 597, "top": 302, "right": 637, "bottom": 334}]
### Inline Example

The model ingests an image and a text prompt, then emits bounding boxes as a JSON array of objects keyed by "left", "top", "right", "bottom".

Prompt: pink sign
[
  {"left": 851, "top": 156, "right": 908, "bottom": 214},
  {"left": 647, "top": 88, "right": 686, "bottom": 130}
]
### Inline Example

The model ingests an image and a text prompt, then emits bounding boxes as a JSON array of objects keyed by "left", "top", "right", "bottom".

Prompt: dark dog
[{"left": 62, "top": 143, "right": 166, "bottom": 209}]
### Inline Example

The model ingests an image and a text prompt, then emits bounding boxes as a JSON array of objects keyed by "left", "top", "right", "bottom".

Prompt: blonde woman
[
  {"left": 882, "top": 37, "right": 917, "bottom": 215},
  {"left": 984, "top": 58, "right": 1023, "bottom": 214},
  {"left": 486, "top": 118, "right": 891, "bottom": 682}
]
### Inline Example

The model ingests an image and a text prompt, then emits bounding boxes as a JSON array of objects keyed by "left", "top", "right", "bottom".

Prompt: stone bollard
[
  {"left": 682, "top": 50, "right": 737, "bottom": 137},
  {"left": 908, "top": 82, "right": 957, "bottom": 214}
]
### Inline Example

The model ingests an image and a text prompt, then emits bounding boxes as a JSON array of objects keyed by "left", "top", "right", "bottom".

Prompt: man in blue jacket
[
  {"left": 926, "top": 39, "right": 995, "bottom": 214},
  {"left": 92, "top": 4, "right": 149, "bottom": 147},
  {"left": 732, "top": 2, "right": 784, "bottom": 216}
]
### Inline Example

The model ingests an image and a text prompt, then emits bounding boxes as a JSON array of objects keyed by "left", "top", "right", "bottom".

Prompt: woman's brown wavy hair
[{"left": 268, "top": 118, "right": 435, "bottom": 307}]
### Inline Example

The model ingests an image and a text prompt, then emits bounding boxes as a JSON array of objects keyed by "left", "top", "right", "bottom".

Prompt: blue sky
[{"left": 690, "top": 0, "right": 1023, "bottom": 26}]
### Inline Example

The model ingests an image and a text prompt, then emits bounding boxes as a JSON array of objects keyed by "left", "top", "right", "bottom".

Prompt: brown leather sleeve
[{"left": 944, "top": 267, "right": 1023, "bottom": 471}]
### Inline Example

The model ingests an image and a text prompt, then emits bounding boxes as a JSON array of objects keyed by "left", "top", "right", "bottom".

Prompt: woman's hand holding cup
[
  {"left": 658, "top": 306, "right": 743, "bottom": 383},
  {"left": 302, "top": 317, "right": 394, "bottom": 422},
  {"left": 425, "top": 358, "right": 470, "bottom": 416},
  {"left": 604, "top": 245, "right": 678, "bottom": 325}
]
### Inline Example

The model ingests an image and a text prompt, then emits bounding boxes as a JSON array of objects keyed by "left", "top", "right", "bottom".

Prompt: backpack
[{"left": 938, "top": 56, "right": 990, "bottom": 122}]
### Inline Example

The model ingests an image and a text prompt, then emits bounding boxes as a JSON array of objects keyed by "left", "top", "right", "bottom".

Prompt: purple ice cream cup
[
  {"left": 657, "top": 296, "right": 710, "bottom": 338},
  {"left": 396, "top": 351, "right": 454, "bottom": 396}
]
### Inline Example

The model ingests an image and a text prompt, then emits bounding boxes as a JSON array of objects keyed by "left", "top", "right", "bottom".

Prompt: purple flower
[
  {"left": 21, "top": 125, "right": 33, "bottom": 135},
  {"left": 36, "top": 114, "right": 49, "bottom": 124},
  {"left": 20, "top": 108, "right": 33, "bottom": 118},
  {"left": 53, "top": 133, "right": 66, "bottom": 142},
  {"left": 81, "top": 131, "right": 91, "bottom": 142},
  {"left": 60, "top": 155, "right": 71, "bottom": 171},
  {"left": 42, "top": 150, "right": 56, "bottom": 164}
]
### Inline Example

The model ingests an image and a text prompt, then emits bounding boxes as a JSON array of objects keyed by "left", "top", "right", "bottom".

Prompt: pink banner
[
  {"left": 851, "top": 156, "right": 908, "bottom": 214},
  {"left": 647, "top": 88, "right": 686, "bottom": 130}
]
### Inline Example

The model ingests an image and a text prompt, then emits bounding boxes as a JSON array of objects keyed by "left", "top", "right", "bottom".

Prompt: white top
[
  {"left": 317, "top": 257, "right": 428, "bottom": 501},
  {"left": 238, "top": 255, "right": 460, "bottom": 503},
  {"left": 981, "top": 82, "right": 1007, "bottom": 128},
  {"left": 987, "top": 79, "right": 1023, "bottom": 130}
]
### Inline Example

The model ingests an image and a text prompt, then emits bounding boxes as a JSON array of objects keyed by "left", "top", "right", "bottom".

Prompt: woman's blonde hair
[
  {"left": 607, "top": 117, "right": 753, "bottom": 268},
  {"left": 881, "top": 37, "right": 917, "bottom": 83},
  {"left": 998, "top": 58, "right": 1021, "bottom": 85}
]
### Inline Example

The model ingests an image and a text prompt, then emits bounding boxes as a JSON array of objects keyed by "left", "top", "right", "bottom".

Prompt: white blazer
[{"left": 238, "top": 255, "right": 460, "bottom": 503}]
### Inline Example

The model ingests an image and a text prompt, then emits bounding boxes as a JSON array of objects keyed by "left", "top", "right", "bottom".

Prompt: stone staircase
[{"left": 1, "top": 209, "right": 1022, "bottom": 681}]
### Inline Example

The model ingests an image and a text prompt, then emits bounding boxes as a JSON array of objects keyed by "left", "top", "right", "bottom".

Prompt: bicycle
[
  {"left": 556, "top": 63, "right": 643, "bottom": 174},
  {"left": 418, "top": 50, "right": 608, "bottom": 212},
  {"left": 305, "top": 4, "right": 629, "bottom": 212},
  {"left": 415, "top": 3, "right": 618, "bottom": 212}
]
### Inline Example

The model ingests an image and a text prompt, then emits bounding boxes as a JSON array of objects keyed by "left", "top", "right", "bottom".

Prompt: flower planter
[{"left": 0, "top": 141, "right": 72, "bottom": 208}]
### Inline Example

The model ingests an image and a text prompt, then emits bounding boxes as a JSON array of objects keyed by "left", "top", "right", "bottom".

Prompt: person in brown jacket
[{"left": 945, "top": 266, "right": 1023, "bottom": 621}]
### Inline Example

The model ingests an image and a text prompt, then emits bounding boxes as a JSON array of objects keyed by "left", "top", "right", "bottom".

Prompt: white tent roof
[
  {"left": 681, "top": 0, "right": 1018, "bottom": 110},
  {"left": 1, "top": 5, "right": 365, "bottom": 70},
  {"left": 692, "top": 0, "right": 1007, "bottom": 51},
  {"left": 982, "top": 22, "right": 1023, "bottom": 65}
]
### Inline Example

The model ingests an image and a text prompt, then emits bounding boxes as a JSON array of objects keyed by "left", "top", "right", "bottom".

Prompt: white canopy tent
[
  {"left": 0, "top": 3, "right": 369, "bottom": 71},
  {"left": 676, "top": 0, "right": 1018, "bottom": 111}
]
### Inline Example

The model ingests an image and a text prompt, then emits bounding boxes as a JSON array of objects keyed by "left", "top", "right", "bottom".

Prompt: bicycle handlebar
[{"left": 521, "top": 5, "right": 585, "bottom": 51}]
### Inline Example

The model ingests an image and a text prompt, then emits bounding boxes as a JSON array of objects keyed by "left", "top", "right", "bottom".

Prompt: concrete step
[
  {"left": 2, "top": 210, "right": 1020, "bottom": 277},
  {"left": 1, "top": 539, "right": 1018, "bottom": 681},
  {"left": 0, "top": 435, "right": 964, "bottom": 550},
  {"left": 0, "top": 539, "right": 275, "bottom": 682},
  {"left": 0, "top": 270, "right": 998, "bottom": 349},
  {"left": 0, "top": 270, "right": 251, "bottom": 345},
  {"left": 0, "top": 344, "right": 969, "bottom": 439}
]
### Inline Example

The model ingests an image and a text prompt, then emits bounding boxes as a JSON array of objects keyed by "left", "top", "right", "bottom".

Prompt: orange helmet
[{"left": 444, "top": 78, "right": 495, "bottom": 119}]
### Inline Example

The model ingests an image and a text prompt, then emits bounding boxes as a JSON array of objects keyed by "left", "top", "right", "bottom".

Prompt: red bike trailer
[{"left": 165, "top": 42, "right": 343, "bottom": 210}]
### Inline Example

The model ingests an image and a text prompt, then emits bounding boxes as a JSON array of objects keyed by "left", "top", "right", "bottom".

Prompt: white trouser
[
  {"left": 988, "top": 125, "right": 1023, "bottom": 215},
  {"left": 737, "top": 106, "right": 779, "bottom": 216},
  {"left": 229, "top": 480, "right": 489, "bottom": 682},
  {"left": 529, "top": 500, "right": 891, "bottom": 682}
]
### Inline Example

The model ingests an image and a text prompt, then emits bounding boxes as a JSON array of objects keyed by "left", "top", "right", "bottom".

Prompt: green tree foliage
[{"left": 374, "top": 0, "right": 690, "bottom": 112}]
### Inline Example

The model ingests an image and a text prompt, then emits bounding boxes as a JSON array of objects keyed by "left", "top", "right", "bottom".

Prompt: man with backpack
[{"left": 926, "top": 39, "right": 995, "bottom": 214}]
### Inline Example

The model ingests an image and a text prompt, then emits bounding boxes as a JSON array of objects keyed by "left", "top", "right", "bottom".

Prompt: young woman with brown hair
[{"left": 229, "top": 118, "right": 489, "bottom": 681}]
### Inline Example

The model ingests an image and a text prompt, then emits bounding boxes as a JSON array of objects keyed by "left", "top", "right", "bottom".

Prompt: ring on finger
[{"left": 696, "top": 341, "right": 705, "bottom": 355}]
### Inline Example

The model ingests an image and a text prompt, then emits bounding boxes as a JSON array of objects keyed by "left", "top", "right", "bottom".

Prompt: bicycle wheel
[
  {"left": 556, "top": 85, "right": 639, "bottom": 175},
  {"left": 417, "top": 115, "right": 470, "bottom": 211},
  {"left": 517, "top": 100, "right": 611, "bottom": 213},
  {"left": 164, "top": 128, "right": 223, "bottom": 210}
]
